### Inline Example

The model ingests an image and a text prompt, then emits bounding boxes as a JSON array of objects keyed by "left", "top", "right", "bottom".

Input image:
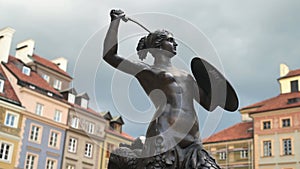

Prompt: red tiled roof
[
  {"left": 32, "top": 54, "right": 72, "bottom": 78},
  {"left": 106, "top": 129, "right": 135, "bottom": 141},
  {"left": 203, "top": 122, "right": 253, "bottom": 143},
  {"left": 240, "top": 92, "right": 300, "bottom": 113},
  {"left": 279, "top": 69, "right": 300, "bottom": 79},
  {"left": 5, "top": 56, "right": 62, "bottom": 96},
  {"left": 0, "top": 65, "right": 21, "bottom": 105}
]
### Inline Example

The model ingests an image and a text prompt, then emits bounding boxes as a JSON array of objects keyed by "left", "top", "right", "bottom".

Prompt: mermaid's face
[{"left": 160, "top": 34, "right": 178, "bottom": 55}]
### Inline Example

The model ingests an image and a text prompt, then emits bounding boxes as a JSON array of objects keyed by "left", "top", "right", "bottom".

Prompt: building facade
[
  {"left": 203, "top": 122, "right": 254, "bottom": 169},
  {"left": 61, "top": 89, "right": 107, "bottom": 169},
  {"left": 0, "top": 26, "right": 134, "bottom": 169},
  {"left": 2, "top": 40, "right": 70, "bottom": 169},
  {"left": 100, "top": 112, "right": 134, "bottom": 169},
  {"left": 0, "top": 27, "right": 25, "bottom": 169},
  {"left": 240, "top": 64, "right": 300, "bottom": 169},
  {"left": 0, "top": 28, "right": 25, "bottom": 168}
]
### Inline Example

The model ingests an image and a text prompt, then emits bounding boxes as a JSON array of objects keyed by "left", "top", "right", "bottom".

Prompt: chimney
[
  {"left": 280, "top": 64, "right": 289, "bottom": 77},
  {"left": 15, "top": 39, "right": 35, "bottom": 64},
  {"left": 51, "top": 57, "right": 68, "bottom": 72},
  {"left": 0, "top": 27, "right": 15, "bottom": 63}
]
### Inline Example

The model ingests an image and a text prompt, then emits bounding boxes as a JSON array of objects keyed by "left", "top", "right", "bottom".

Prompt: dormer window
[
  {"left": 42, "top": 74, "right": 50, "bottom": 83},
  {"left": 0, "top": 79, "right": 4, "bottom": 93},
  {"left": 75, "top": 92, "right": 89, "bottom": 108},
  {"left": 22, "top": 66, "right": 31, "bottom": 76},
  {"left": 81, "top": 98, "right": 88, "bottom": 109},
  {"left": 53, "top": 79, "right": 62, "bottom": 90},
  {"left": 291, "top": 80, "right": 298, "bottom": 92},
  {"left": 112, "top": 123, "right": 122, "bottom": 132},
  {"left": 68, "top": 93, "right": 75, "bottom": 104}
]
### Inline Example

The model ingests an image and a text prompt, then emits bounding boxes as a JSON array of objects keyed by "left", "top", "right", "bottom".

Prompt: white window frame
[
  {"left": 81, "top": 98, "right": 88, "bottom": 108},
  {"left": 25, "top": 153, "right": 37, "bottom": 169},
  {"left": 49, "top": 131, "right": 59, "bottom": 148},
  {"left": 53, "top": 79, "right": 62, "bottom": 90},
  {"left": 282, "top": 118, "right": 291, "bottom": 128},
  {"left": 4, "top": 111, "right": 19, "bottom": 128},
  {"left": 84, "top": 143, "right": 93, "bottom": 158},
  {"left": 262, "top": 121, "right": 271, "bottom": 130},
  {"left": 71, "top": 117, "right": 79, "bottom": 128},
  {"left": 263, "top": 140, "right": 272, "bottom": 157},
  {"left": 46, "top": 158, "right": 56, "bottom": 169},
  {"left": 42, "top": 74, "right": 50, "bottom": 83},
  {"left": 0, "top": 141, "right": 14, "bottom": 163},
  {"left": 66, "top": 164, "right": 75, "bottom": 169},
  {"left": 87, "top": 123, "right": 95, "bottom": 134},
  {"left": 283, "top": 138, "right": 292, "bottom": 155},
  {"left": 240, "top": 150, "right": 248, "bottom": 159},
  {"left": 35, "top": 103, "right": 44, "bottom": 116},
  {"left": 0, "top": 79, "right": 4, "bottom": 93},
  {"left": 68, "top": 93, "right": 75, "bottom": 104},
  {"left": 219, "top": 152, "right": 226, "bottom": 160},
  {"left": 54, "top": 110, "right": 62, "bottom": 122},
  {"left": 29, "top": 124, "right": 42, "bottom": 143},
  {"left": 68, "top": 137, "right": 77, "bottom": 153},
  {"left": 22, "top": 66, "right": 31, "bottom": 76}
]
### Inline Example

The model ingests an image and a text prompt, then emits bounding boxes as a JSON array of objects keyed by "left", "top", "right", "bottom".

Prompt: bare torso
[{"left": 135, "top": 66, "right": 200, "bottom": 149}]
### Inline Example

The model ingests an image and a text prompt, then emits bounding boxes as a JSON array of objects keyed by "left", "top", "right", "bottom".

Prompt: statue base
[{"left": 108, "top": 138, "right": 220, "bottom": 169}]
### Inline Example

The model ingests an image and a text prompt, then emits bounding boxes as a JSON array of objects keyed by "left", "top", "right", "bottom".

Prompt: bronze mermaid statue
[{"left": 103, "top": 9, "right": 238, "bottom": 169}]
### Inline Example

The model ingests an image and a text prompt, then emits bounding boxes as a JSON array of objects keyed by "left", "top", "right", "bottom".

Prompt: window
[
  {"left": 240, "top": 150, "right": 248, "bottom": 159},
  {"left": 113, "top": 123, "right": 122, "bottom": 132},
  {"left": 53, "top": 79, "right": 62, "bottom": 90},
  {"left": 42, "top": 74, "right": 50, "bottom": 83},
  {"left": 68, "top": 93, "right": 75, "bottom": 104},
  {"left": 106, "top": 143, "right": 115, "bottom": 158},
  {"left": 263, "top": 121, "right": 271, "bottom": 130},
  {"left": 25, "top": 154, "right": 36, "bottom": 169},
  {"left": 67, "top": 164, "right": 75, "bottom": 169},
  {"left": 81, "top": 98, "right": 88, "bottom": 108},
  {"left": 68, "top": 138, "right": 77, "bottom": 153},
  {"left": 54, "top": 110, "right": 62, "bottom": 122},
  {"left": 49, "top": 131, "right": 59, "bottom": 148},
  {"left": 282, "top": 118, "right": 291, "bottom": 128},
  {"left": 22, "top": 66, "right": 31, "bottom": 76},
  {"left": 263, "top": 141, "right": 272, "bottom": 157},
  {"left": 4, "top": 111, "right": 19, "bottom": 128},
  {"left": 0, "top": 79, "right": 4, "bottom": 93},
  {"left": 0, "top": 141, "right": 13, "bottom": 162},
  {"left": 35, "top": 103, "right": 44, "bottom": 116},
  {"left": 46, "top": 159, "right": 56, "bottom": 169},
  {"left": 71, "top": 117, "right": 79, "bottom": 128},
  {"left": 87, "top": 123, "right": 95, "bottom": 134},
  {"left": 291, "top": 80, "right": 298, "bottom": 92},
  {"left": 219, "top": 152, "right": 226, "bottom": 160},
  {"left": 29, "top": 125, "right": 41, "bottom": 142},
  {"left": 283, "top": 139, "right": 292, "bottom": 155},
  {"left": 84, "top": 143, "right": 93, "bottom": 158}
]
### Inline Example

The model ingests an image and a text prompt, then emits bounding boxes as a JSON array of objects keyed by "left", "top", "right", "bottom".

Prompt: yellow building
[
  {"left": 203, "top": 122, "right": 254, "bottom": 169},
  {"left": 240, "top": 64, "right": 300, "bottom": 169},
  {"left": 100, "top": 112, "right": 134, "bottom": 169},
  {"left": 0, "top": 27, "right": 24, "bottom": 169}
]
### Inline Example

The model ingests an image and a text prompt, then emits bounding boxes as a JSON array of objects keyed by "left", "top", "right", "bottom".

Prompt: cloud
[{"left": 1, "top": 0, "right": 300, "bottom": 138}]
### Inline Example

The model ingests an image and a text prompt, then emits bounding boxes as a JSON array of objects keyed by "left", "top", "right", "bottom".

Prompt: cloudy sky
[{"left": 1, "top": 0, "right": 300, "bottom": 138}]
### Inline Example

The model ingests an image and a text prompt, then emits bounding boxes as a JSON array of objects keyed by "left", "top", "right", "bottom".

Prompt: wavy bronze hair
[{"left": 136, "top": 29, "right": 173, "bottom": 60}]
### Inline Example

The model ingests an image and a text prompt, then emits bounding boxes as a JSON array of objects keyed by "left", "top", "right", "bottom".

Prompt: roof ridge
[
  {"left": 32, "top": 54, "right": 72, "bottom": 78},
  {"left": 203, "top": 121, "right": 253, "bottom": 143}
]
